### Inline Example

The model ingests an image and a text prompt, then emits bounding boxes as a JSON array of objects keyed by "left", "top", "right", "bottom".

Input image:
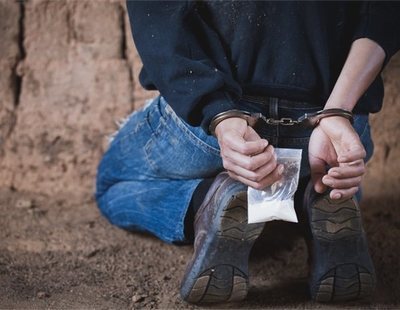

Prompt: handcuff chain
[
  {"left": 208, "top": 108, "right": 353, "bottom": 136},
  {"left": 260, "top": 116, "right": 300, "bottom": 126}
]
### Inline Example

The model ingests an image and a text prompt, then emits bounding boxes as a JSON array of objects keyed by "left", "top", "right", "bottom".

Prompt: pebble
[
  {"left": 131, "top": 294, "right": 146, "bottom": 303},
  {"left": 15, "top": 199, "right": 34, "bottom": 209},
  {"left": 37, "top": 291, "right": 50, "bottom": 299}
]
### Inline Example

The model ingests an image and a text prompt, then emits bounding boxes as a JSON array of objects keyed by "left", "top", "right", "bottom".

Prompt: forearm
[{"left": 325, "top": 38, "right": 386, "bottom": 111}]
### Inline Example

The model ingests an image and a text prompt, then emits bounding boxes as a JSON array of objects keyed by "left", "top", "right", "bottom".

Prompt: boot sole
[
  {"left": 310, "top": 195, "right": 375, "bottom": 302},
  {"left": 180, "top": 191, "right": 265, "bottom": 303}
]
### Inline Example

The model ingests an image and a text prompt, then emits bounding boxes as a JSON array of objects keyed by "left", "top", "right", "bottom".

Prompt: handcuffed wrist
[
  {"left": 304, "top": 108, "right": 354, "bottom": 128},
  {"left": 209, "top": 108, "right": 354, "bottom": 136},
  {"left": 209, "top": 110, "right": 262, "bottom": 137},
  {"left": 318, "top": 113, "right": 353, "bottom": 126}
]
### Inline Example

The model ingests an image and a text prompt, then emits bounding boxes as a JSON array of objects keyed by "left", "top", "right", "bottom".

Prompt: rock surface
[{"left": 0, "top": 0, "right": 156, "bottom": 201}]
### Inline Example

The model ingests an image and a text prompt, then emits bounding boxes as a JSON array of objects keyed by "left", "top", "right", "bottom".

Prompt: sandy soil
[{"left": 0, "top": 189, "right": 399, "bottom": 309}]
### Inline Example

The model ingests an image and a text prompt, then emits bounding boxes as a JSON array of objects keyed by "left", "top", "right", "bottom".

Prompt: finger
[
  {"left": 223, "top": 157, "right": 279, "bottom": 182},
  {"left": 347, "top": 159, "right": 364, "bottom": 166},
  {"left": 330, "top": 187, "right": 359, "bottom": 200},
  {"left": 243, "top": 125, "right": 262, "bottom": 142},
  {"left": 222, "top": 145, "right": 276, "bottom": 172},
  {"left": 228, "top": 165, "right": 283, "bottom": 190},
  {"left": 322, "top": 175, "right": 362, "bottom": 189},
  {"left": 251, "top": 165, "right": 284, "bottom": 190},
  {"left": 337, "top": 145, "right": 366, "bottom": 163},
  {"left": 328, "top": 162, "right": 365, "bottom": 179},
  {"left": 243, "top": 127, "right": 270, "bottom": 156},
  {"left": 221, "top": 132, "right": 268, "bottom": 156},
  {"left": 309, "top": 154, "right": 327, "bottom": 194}
]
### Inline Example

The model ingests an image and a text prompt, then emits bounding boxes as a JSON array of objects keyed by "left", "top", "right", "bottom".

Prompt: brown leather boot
[
  {"left": 180, "top": 172, "right": 265, "bottom": 303},
  {"left": 303, "top": 181, "right": 376, "bottom": 302}
]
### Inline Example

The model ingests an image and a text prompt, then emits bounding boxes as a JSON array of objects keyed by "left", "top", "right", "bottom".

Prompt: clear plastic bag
[{"left": 248, "top": 148, "right": 302, "bottom": 224}]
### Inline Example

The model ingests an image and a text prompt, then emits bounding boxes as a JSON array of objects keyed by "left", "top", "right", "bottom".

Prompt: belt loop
[
  {"left": 269, "top": 97, "right": 279, "bottom": 119},
  {"left": 269, "top": 97, "right": 279, "bottom": 140}
]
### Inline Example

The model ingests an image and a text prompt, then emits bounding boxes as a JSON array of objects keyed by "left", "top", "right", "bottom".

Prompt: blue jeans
[{"left": 95, "top": 96, "right": 374, "bottom": 244}]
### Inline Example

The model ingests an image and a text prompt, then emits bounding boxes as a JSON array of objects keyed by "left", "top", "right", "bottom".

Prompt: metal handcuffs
[{"left": 209, "top": 108, "right": 353, "bottom": 136}]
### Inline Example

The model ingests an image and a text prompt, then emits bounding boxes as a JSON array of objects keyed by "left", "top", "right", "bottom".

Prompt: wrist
[
  {"left": 301, "top": 108, "right": 353, "bottom": 128},
  {"left": 324, "top": 96, "right": 357, "bottom": 112},
  {"left": 215, "top": 117, "right": 247, "bottom": 139},
  {"left": 209, "top": 109, "right": 261, "bottom": 137},
  {"left": 318, "top": 115, "right": 353, "bottom": 132}
]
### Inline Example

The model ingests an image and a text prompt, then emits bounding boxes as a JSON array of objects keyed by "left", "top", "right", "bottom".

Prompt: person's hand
[
  {"left": 215, "top": 117, "right": 283, "bottom": 189},
  {"left": 308, "top": 116, "right": 366, "bottom": 200}
]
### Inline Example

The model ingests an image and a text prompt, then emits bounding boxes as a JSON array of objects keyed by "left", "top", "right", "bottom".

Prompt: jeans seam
[
  {"left": 144, "top": 119, "right": 165, "bottom": 176},
  {"left": 359, "top": 119, "right": 369, "bottom": 141},
  {"left": 174, "top": 179, "right": 201, "bottom": 242},
  {"left": 163, "top": 104, "right": 221, "bottom": 156},
  {"left": 358, "top": 118, "right": 373, "bottom": 162}
]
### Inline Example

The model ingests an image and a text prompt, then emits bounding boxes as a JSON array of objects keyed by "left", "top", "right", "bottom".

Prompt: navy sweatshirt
[{"left": 126, "top": 1, "right": 400, "bottom": 132}]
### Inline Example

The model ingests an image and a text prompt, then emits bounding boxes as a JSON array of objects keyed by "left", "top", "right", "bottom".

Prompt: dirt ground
[
  {"left": 0, "top": 188, "right": 399, "bottom": 309},
  {"left": 1, "top": 1, "right": 399, "bottom": 308}
]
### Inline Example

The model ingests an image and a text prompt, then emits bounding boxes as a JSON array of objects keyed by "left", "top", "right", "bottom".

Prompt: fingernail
[
  {"left": 332, "top": 193, "right": 341, "bottom": 200},
  {"left": 278, "top": 165, "right": 284, "bottom": 174}
]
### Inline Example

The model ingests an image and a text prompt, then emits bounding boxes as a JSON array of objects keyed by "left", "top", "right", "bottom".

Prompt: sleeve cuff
[
  {"left": 197, "top": 91, "right": 239, "bottom": 134},
  {"left": 352, "top": 5, "right": 400, "bottom": 67}
]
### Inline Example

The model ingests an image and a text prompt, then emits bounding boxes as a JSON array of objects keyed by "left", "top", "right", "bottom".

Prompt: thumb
[
  {"left": 309, "top": 153, "right": 327, "bottom": 194},
  {"left": 337, "top": 143, "right": 367, "bottom": 163}
]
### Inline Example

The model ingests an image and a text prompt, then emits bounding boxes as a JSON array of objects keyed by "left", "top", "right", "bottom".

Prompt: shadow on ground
[{"left": 0, "top": 189, "right": 399, "bottom": 309}]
